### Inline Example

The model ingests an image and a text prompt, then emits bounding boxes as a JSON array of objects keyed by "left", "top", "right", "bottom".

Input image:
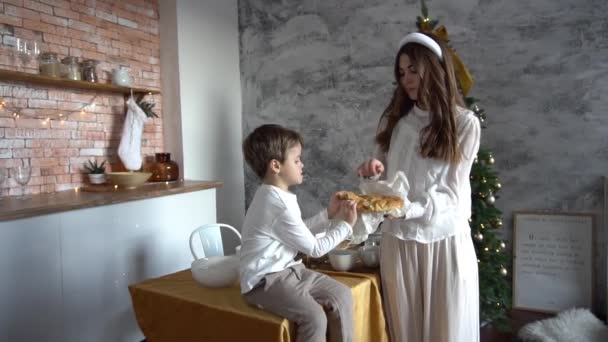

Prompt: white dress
[{"left": 378, "top": 105, "right": 481, "bottom": 342}]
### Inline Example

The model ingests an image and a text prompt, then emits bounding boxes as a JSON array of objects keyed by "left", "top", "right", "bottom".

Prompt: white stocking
[{"left": 118, "top": 97, "right": 149, "bottom": 171}]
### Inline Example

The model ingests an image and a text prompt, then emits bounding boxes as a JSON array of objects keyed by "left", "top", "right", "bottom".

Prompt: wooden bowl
[{"left": 106, "top": 172, "right": 152, "bottom": 189}]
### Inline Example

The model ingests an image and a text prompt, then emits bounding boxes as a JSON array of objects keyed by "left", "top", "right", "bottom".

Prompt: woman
[{"left": 357, "top": 32, "right": 481, "bottom": 342}]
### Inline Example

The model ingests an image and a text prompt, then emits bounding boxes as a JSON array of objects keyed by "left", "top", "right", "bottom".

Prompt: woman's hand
[{"left": 357, "top": 158, "right": 385, "bottom": 177}]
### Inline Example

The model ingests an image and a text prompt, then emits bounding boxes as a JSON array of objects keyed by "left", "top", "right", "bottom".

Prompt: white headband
[{"left": 398, "top": 32, "right": 443, "bottom": 61}]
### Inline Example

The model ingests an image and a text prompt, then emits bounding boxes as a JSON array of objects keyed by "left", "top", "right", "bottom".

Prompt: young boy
[{"left": 240, "top": 124, "right": 357, "bottom": 342}]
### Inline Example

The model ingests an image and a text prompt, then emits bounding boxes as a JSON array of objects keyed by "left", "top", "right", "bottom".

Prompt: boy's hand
[
  {"left": 357, "top": 158, "right": 384, "bottom": 177},
  {"left": 338, "top": 200, "right": 358, "bottom": 227},
  {"left": 327, "top": 192, "right": 341, "bottom": 219}
]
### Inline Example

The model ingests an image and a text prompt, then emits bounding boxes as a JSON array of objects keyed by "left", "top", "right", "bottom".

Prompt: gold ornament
[
  {"left": 495, "top": 219, "right": 503, "bottom": 228},
  {"left": 500, "top": 242, "right": 506, "bottom": 249},
  {"left": 496, "top": 183, "right": 502, "bottom": 189},
  {"left": 482, "top": 178, "right": 487, "bottom": 183},
  {"left": 489, "top": 157, "right": 495, "bottom": 164},
  {"left": 484, "top": 247, "right": 489, "bottom": 252},
  {"left": 500, "top": 267, "right": 508, "bottom": 276},
  {"left": 475, "top": 232, "right": 483, "bottom": 241},
  {"left": 480, "top": 223, "right": 485, "bottom": 229},
  {"left": 420, "top": 17, "right": 432, "bottom": 31},
  {"left": 487, "top": 195, "right": 495, "bottom": 204}
]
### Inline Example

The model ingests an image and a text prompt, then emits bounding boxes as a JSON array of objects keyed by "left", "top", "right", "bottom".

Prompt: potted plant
[{"left": 84, "top": 160, "right": 106, "bottom": 184}]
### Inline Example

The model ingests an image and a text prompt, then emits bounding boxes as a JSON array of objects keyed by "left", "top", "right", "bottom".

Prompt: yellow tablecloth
[{"left": 129, "top": 268, "right": 388, "bottom": 342}]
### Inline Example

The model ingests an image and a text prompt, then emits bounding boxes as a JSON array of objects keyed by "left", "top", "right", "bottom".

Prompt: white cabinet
[
  {"left": 0, "top": 214, "right": 63, "bottom": 342},
  {"left": 0, "top": 189, "right": 216, "bottom": 342}
]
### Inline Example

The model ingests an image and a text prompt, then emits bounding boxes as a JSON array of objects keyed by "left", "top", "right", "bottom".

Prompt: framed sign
[{"left": 512, "top": 212, "right": 594, "bottom": 313}]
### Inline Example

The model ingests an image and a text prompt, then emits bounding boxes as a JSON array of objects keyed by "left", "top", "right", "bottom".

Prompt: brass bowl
[{"left": 106, "top": 172, "right": 152, "bottom": 189}]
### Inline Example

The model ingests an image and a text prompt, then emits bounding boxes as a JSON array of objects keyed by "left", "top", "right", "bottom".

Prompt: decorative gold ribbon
[{"left": 420, "top": 22, "right": 474, "bottom": 96}]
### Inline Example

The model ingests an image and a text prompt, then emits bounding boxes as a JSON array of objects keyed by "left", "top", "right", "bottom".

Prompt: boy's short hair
[{"left": 243, "top": 124, "right": 303, "bottom": 179}]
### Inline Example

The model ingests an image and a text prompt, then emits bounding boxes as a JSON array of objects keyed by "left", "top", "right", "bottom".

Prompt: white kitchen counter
[{"left": 0, "top": 180, "right": 222, "bottom": 342}]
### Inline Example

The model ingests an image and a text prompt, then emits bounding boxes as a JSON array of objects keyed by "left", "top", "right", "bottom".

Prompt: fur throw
[{"left": 518, "top": 308, "right": 608, "bottom": 342}]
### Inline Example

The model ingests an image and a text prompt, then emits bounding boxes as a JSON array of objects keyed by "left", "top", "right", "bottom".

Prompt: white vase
[{"left": 88, "top": 173, "right": 106, "bottom": 185}]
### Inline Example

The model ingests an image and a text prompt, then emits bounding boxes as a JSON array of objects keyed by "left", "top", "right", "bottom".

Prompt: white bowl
[
  {"left": 359, "top": 245, "right": 380, "bottom": 268},
  {"left": 329, "top": 249, "right": 357, "bottom": 272},
  {"left": 191, "top": 255, "right": 239, "bottom": 288}
]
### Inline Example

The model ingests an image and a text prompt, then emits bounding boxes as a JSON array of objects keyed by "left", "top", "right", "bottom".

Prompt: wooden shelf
[
  {"left": 0, "top": 69, "right": 160, "bottom": 95},
  {"left": 0, "top": 180, "right": 223, "bottom": 222}
]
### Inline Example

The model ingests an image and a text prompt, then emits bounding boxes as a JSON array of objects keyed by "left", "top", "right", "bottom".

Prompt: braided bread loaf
[{"left": 337, "top": 191, "right": 404, "bottom": 213}]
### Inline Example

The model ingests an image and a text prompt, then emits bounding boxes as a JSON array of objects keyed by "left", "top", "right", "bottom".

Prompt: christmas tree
[{"left": 414, "top": 0, "right": 511, "bottom": 329}]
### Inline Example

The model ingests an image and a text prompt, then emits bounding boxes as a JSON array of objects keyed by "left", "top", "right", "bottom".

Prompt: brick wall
[{"left": 0, "top": 0, "right": 163, "bottom": 197}]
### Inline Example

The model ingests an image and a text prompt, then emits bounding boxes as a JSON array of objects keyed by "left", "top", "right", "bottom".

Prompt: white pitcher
[{"left": 112, "top": 66, "right": 134, "bottom": 86}]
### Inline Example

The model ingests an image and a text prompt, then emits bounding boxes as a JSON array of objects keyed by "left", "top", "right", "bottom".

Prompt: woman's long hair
[{"left": 375, "top": 33, "right": 464, "bottom": 164}]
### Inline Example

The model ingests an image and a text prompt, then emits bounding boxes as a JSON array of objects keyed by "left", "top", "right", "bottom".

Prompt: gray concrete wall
[{"left": 238, "top": 0, "right": 608, "bottom": 316}]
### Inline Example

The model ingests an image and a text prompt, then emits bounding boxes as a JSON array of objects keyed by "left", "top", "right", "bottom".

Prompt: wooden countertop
[{"left": 0, "top": 180, "right": 223, "bottom": 222}]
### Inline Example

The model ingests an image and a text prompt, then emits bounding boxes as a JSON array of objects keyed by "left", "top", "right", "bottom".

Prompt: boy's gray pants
[{"left": 244, "top": 263, "right": 353, "bottom": 342}]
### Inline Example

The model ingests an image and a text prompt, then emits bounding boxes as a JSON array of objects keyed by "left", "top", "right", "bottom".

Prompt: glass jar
[
  {"left": 61, "top": 56, "right": 81, "bottom": 80},
  {"left": 39, "top": 52, "right": 60, "bottom": 77},
  {"left": 81, "top": 59, "right": 99, "bottom": 82},
  {"left": 147, "top": 153, "right": 179, "bottom": 182}
]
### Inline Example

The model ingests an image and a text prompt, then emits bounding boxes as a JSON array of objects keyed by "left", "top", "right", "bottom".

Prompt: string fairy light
[
  {"left": 1, "top": 91, "right": 159, "bottom": 131},
  {"left": 0, "top": 95, "right": 99, "bottom": 126}
]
